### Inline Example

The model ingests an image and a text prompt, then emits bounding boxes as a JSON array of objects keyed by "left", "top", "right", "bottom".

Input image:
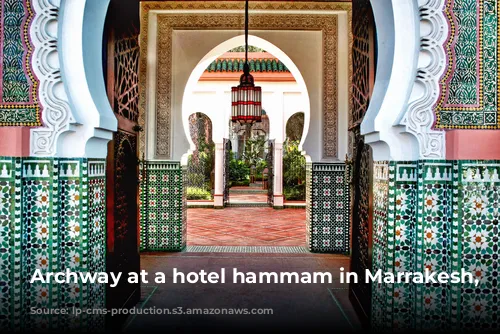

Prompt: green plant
[
  {"left": 229, "top": 154, "right": 250, "bottom": 182},
  {"left": 187, "top": 173, "right": 205, "bottom": 187},
  {"left": 283, "top": 139, "right": 306, "bottom": 200},
  {"left": 230, "top": 180, "right": 250, "bottom": 187},
  {"left": 284, "top": 184, "right": 306, "bottom": 201},
  {"left": 186, "top": 187, "right": 212, "bottom": 200},
  {"left": 255, "top": 158, "right": 267, "bottom": 175},
  {"left": 242, "top": 136, "right": 266, "bottom": 167}
]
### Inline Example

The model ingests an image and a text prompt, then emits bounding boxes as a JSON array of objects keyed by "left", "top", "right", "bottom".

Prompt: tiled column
[
  {"left": 139, "top": 161, "right": 186, "bottom": 251},
  {"left": 306, "top": 163, "right": 351, "bottom": 253},
  {"left": 370, "top": 160, "right": 499, "bottom": 331},
  {"left": 0, "top": 158, "right": 22, "bottom": 330},
  {"left": 0, "top": 157, "right": 107, "bottom": 331}
]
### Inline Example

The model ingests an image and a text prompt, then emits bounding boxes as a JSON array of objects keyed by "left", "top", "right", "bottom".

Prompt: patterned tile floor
[{"left": 187, "top": 207, "right": 306, "bottom": 246}]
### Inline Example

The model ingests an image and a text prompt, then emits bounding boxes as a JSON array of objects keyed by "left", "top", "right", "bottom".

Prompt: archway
[
  {"left": 44, "top": 1, "right": 433, "bottom": 331},
  {"left": 182, "top": 35, "right": 311, "bottom": 160},
  {"left": 283, "top": 112, "right": 306, "bottom": 203},
  {"left": 186, "top": 113, "right": 215, "bottom": 204},
  {"left": 181, "top": 35, "right": 311, "bottom": 211}
]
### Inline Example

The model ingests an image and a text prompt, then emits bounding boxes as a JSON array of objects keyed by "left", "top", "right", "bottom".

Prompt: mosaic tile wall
[
  {"left": 371, "top": 160, "right": 500, "bottom": 331},
  {"left": 436, "top": 0, "right": 500, "bottom": 129},
  {"left": 306, "top": 163, "right": 351, "bottom": 253},
  {"left": 139, "top": 161, "right": 186, "bottom": 252},
  {"left": 0, "top": 0, "right": 41, "bottom": 126},
  {"left": 455, "top": 161, "right": 499, "bottom": 330},
  {"left": 0, "top": 157, "right": 106, "bottom": 331},
  {"left": 371, "top": 161, "right": 390, "bottom": 330}
]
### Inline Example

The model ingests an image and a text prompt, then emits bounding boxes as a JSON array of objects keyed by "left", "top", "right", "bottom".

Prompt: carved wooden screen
[
  {"left": 351, "top": 0, "right": 376, "bottom": 126},
  {"left": 105, "top": 26, "right": 141, "bottom": 330},
  {"left": 113, "top": 34, "right": 139, "bottom": 122},
  {"left": 349, "top": 0, "right": 376, "bottom": 326}
]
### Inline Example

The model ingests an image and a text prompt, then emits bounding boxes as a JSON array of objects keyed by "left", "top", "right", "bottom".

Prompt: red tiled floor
[
  {"left": 187, "top": 207, "right": 306, "bottom": 246},
  {"left": 229, "top": 193, "right": 268, "bottom": 202}
]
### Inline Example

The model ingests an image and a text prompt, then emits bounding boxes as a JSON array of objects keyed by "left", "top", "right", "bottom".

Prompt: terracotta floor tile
[{"left": 187, "top": 207, "right": 306, "bottom": 246}]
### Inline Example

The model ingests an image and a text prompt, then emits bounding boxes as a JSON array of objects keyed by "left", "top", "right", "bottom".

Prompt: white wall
[
  {"left": 187, "top": 81, "right": 307, "bottom": 146},
  {"left": 171, "top": 30, "right": 323, "bottom": 161}
]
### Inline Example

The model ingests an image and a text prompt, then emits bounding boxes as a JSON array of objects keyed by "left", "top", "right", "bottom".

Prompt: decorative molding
[
  {"left": 435, "top": 0, "right": 500, "bottom": 129},
  {"left": 403, "top": 0, "right": 447, "bottom": 159},
  {"left": 0, "top": 0, "right": 41, "bottom": 126},
  {"left": 30, "top": 0, "right": 74, "bottom": 156},
  {"left": 139, "top": 1, "right": 353, "bottom": 160}
]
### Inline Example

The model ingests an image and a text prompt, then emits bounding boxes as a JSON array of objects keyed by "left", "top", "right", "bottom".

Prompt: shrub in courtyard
[
  {"left": 186, "top": 187, "right": 212, "bottom": 200},
  {"left": 229, "top": 153, "right": 250, "bottom": 183},
  {"left": 283, "top": 139, "right": 306, "bottom": 201}
]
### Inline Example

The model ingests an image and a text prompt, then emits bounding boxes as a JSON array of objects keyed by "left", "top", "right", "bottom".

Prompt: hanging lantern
[{"left": 231, "top": 0, "right": 262, "bottom": 124}]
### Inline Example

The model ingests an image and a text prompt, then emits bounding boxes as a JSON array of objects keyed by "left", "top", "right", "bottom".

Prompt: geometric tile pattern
[
  {"left": 139, "top": 161, "right": 186, "bottom": 251},
  {"left": 0, "top": 0, "right": 41, "bottom": 126},
  {"left": 306, "top": 163, "right": 351, "bottom": 253},
  {"left": 371, "top": 159, "right": 500, "bottom": 331},
  {"left": 392, "top": 162, "right": 417, "bottom": 329},
  {"left": 436, "top": 0, "right": 500, "bottom": 129},
  {"left": 371, "top": 161, "right": 390, "bottom": 330},
  {"left": 0, "top": 157, "right": 106, "bottom": 331},
  {"left": 0, "top": 157, "right": 22, "bottom": 330},
  {"left": 455, "top": 161, "right": 499, "bottom": 330},
  {"left": 415, "top": 161, "right": 455, "bottom": 330}
]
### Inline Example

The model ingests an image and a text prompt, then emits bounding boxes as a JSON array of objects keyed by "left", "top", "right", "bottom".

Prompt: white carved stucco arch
[
  {"left": 361, "top": 0, "right": 446, "bottom": 160},
  {"left": 32, "top": 0, "right": 445, "bottom": 160},
  {"left": 181, "top": 35, "right": 311, "bottom": 165},
  {"left": 30, "top": 0, "right": 117, "bottom": 158}
]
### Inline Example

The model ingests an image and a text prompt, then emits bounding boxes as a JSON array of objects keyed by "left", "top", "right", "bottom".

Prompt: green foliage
[
  {"left": 187, "top": 113, "right": 214, "bottom": 194},
  {"left": 187, "top": 173, "right": 205, "bottom": 187},
  {"left": 230, "top": 180, "right": 250, "bottom": 187},
  {"left": 242, "top": 136, "right": 266, "bottom": 167},
  {"left": 255, "top": 159, "right": 267, "bottom": 175},
  {"left": 229, "top": 152, "right": 250, "bottom": 182},
  {"left": 186, "top": 187, "right": 212, "bottom": 200},
  {"left": 284, "top": 184, "right": 306, "bottom": 201},
  {"left": 283, "top": 139, "right": 306, "bottom": 201},
  {"left": 228, "top": 45, "right": 265, "bottom": 52}
]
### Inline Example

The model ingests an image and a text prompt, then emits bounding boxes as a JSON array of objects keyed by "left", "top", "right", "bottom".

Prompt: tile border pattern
[
  {"left": 0, "top": 0, "right": 41, "bottom": 126},
  {"left": 436, "top": 0, "right": 500, "bottom": 129}
]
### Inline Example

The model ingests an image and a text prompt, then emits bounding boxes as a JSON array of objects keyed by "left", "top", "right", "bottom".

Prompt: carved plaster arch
[
  {"left": 30, "top": 0, "right": 117, "bottom": 158},
  {"left": 361, "top": 0, "right": 447, "bottom": 160}
]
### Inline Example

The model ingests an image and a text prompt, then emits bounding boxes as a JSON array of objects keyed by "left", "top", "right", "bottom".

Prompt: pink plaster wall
[
  {"left": 0, "top": 127, "right": 31, "bottom": 157},
  {"left": 446, "top": 130, "right": 500, "bottom": 160}
]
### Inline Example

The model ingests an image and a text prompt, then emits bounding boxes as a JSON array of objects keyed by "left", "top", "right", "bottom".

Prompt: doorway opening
[{"left": 183, "top": 42, "right": 309, "bottom": 247}]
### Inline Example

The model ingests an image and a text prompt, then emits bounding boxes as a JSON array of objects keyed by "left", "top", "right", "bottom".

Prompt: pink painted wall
[
  {"left": 0, "top": 127, "right": 31, "bottom": 157},
  {"left": 446, "top": 130, "right": 500, "bottom": 160}
]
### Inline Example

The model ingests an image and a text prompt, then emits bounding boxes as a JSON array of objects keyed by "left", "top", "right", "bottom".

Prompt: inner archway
[
  {"left": 182, "top": 38, "right": 311, "bottom": 248},
  {"left": 182, "top": 36, "right": 311, "bottom": 210}
]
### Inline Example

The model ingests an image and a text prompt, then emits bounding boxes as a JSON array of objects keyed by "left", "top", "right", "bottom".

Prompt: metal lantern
[{"left": 231, "top": 0, "right": 262, "bottom": 124}]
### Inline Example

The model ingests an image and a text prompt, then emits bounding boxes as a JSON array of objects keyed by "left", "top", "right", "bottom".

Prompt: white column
[
  {"left": 214, "top": 142, "right": 225, "bottom": 208},
  {"left": 273, "top": 142, "right": 284, "bottom": 208}
]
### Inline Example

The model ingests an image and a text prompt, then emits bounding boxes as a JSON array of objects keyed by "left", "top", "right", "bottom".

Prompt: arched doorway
[
  {"left": 51, "top": 0, "right": 430, "bottom": 328},
  {"left": 283, "top": 112, "right": 306, "bottom": 204},
  {"left": 181, "top": 35, "right": 312, "bottom": 211}
]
